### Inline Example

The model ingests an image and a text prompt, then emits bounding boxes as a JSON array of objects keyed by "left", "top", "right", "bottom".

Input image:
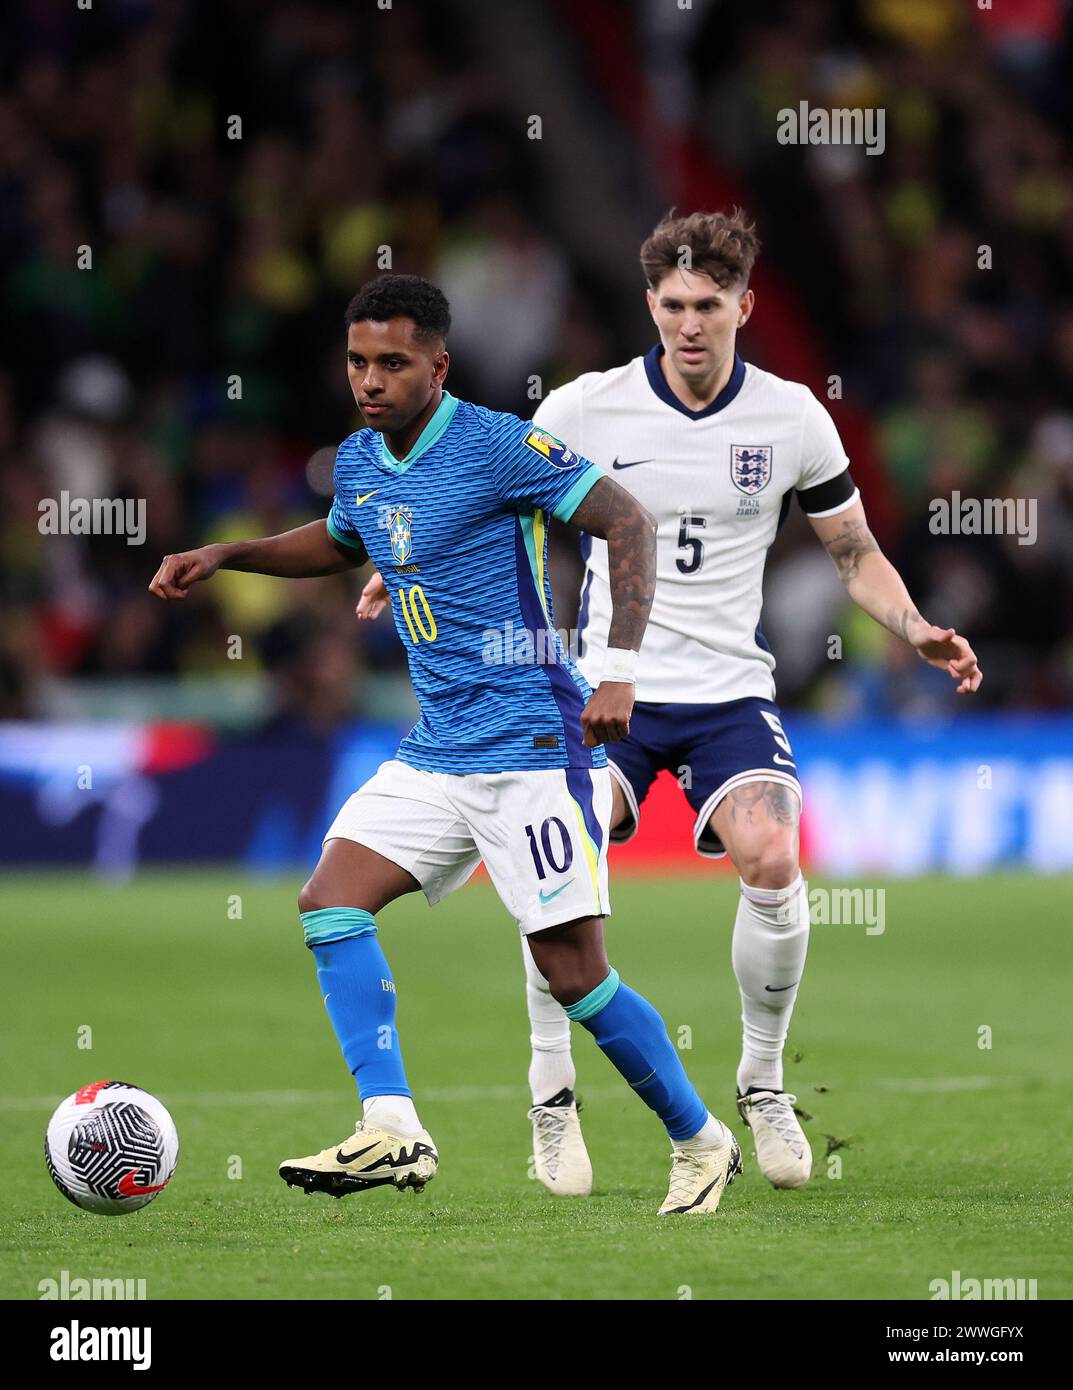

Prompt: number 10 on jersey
[{"left": 397, "top": 584, "right": 437, "bottom": 644}]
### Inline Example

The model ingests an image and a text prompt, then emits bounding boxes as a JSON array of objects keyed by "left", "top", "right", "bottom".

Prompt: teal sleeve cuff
[
  {"left": 552, "top": 464, "right": 605, "bottom": 523},
  {"left": 326, "top": 514, "right": 369, "bottom": 559}
]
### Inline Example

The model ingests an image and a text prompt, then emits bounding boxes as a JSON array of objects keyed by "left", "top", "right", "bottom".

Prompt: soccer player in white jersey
[{"left": 358, "top": 212, "right": 982, "bottom": 1195}]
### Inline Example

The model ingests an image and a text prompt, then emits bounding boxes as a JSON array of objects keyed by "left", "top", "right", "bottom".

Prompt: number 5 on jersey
[{"left": 397, "top": 584, "right": 437, "bottom": 644}]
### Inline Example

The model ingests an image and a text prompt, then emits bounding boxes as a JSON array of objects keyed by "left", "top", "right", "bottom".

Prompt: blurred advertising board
[{"left": 0, "top": 715, "right": 1069, "bottom": 877}]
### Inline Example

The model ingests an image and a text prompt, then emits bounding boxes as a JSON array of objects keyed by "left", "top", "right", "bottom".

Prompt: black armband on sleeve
[{"left": 796, "top": 467, "right": 857, "bottom": 517}]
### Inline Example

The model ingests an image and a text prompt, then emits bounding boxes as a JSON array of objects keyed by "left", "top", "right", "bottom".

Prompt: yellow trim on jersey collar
[{"left": 379, "top": 391, "right": 459, "bottom": 473}]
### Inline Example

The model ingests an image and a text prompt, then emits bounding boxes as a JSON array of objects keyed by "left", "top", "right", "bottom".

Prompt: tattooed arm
[
  {"left": 565, "top": 476, "right": 657, "bottom": 745},
  {"left": 809, "top": 497, "right": 982, "bottom": 693},
  {"left": 567, "top": 476, "right": 656, "bottom": 652}
]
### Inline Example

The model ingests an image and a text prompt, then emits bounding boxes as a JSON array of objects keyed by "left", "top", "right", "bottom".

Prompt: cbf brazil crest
[
  {"left": 387, "top": 504, "right": 414, "bottom": 563},
  {"left": 731, "top": 445, "right": 773, "bottom": 495}
]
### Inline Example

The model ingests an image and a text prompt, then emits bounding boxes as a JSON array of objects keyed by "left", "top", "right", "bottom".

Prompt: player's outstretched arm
[
  {"left": 809, "top": 498, "right": 983, "bottom": 694},
  {"left": 149, "top": 520, "right": 365, "bottom": 601},
  {"left": 565, "top": 476, "right": 658, "bottom": 744}
]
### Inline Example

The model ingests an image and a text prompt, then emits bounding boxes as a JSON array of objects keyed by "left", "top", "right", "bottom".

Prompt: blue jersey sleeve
[
  {"left": 326, "top": 484, "right": 369, "bottom": 562},
  {"left": 491, "top": 418, "right": 604, "bottom": 522}
]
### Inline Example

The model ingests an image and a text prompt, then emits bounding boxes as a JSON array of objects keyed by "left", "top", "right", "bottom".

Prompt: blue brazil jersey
[{"left": 327, "top": 391, "right": 608, "bottom": 774}]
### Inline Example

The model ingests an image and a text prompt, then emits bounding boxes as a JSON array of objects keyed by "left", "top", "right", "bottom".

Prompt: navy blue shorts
[{"left": 606, "top": 696, "right": 802, "bottom": 858}]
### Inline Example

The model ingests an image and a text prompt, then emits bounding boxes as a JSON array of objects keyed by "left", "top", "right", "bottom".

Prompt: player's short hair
[
  {"left": 344, "top": 274, "right": 451, "bottom": 344},
  {"left": 641, "top": 208, "right": 761, "bottom": 292}
]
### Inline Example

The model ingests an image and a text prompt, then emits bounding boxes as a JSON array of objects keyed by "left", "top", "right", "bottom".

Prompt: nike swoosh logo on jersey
[
  {"left": 336, "top": 1142, "right": 379, "bottom": 1165},
  {"left": 764, "top": 981, "right": 800, "bottom": 992},
  {"left": 539, "top": 881, "right": 574, "bottom": 904},
  {"left": 773, "top": 753, "right": 796, "bottom": 767},
  {"left": 354, "top": 490, "right": 380, "bottom": 505},
  {"left": 611, "top": 457, "right": 655, "bottom": 470}
]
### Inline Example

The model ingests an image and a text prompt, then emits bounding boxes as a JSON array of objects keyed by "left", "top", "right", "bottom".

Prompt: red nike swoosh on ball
[{"left": 117, "top": 1170, "right": 168, "bottom": 1197}]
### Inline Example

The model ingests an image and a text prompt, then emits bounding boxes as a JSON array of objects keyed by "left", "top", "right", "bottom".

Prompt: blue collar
[
  {"left": 378, "top": 391, "right": 459, "bottom": 474},
  {"left": 643, "top": 346, "right": 746, "bottom": 419}
]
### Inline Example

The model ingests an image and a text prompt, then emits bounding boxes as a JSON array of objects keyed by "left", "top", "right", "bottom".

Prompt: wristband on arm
[{"left": 602, "top": 647, "right": 638, "bottom": 684}]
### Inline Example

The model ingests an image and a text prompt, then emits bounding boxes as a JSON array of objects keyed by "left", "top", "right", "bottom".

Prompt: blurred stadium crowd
[{"left": 0, "top": 0, "right": 1070, "bottom": 727}]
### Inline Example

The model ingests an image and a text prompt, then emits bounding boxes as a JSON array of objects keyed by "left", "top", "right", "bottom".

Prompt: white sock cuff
[
  {"left": 362, "top": 1094, "right": 422, "bottom": 1137},
  {"left": 739, "top": 873, "right": 804, "bottom": 909},
  {"left": 674, "top": 1112, "right": 731, "bottom": 1150}
]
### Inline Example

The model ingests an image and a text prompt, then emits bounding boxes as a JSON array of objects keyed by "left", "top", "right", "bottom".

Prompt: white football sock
[
  {"left": 521, "top": 937, "right": 576, "bottom": 1105},
  {"left": 675, "top": 1111, "right": 731, "bottom": 1150},
  {"left": 363, "top": 1095, "right": 423, "bottom": 1137},
  {"left": 732, "top": 873, "right": 810, "bottom": 1095}
]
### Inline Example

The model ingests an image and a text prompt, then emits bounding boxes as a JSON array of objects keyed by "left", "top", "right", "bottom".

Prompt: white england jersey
[{"left": 533, "top": 348, "right": 858, "bottom": 704}]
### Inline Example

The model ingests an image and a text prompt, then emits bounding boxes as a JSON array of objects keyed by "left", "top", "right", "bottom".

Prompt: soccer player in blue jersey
[{"left": 149, "top": 274, "right": 742, "bottom": 1215}]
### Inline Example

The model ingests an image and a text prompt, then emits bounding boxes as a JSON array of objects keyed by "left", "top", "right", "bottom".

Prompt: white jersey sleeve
[
  {"left": 795, "top": 391, "right": 858, "bottom": 516},
  {"left": 532, "top": 380, "right": 585, "bottom": 451}
]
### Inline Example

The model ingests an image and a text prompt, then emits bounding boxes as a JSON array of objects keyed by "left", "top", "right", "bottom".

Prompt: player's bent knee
[
  {"left": 737, "top": 837, "right": 799, "bottom": 889},
  {"left": 298, "top": 876, "right": 375, "bottom": 918},
  {"left": 297, "top": 879, "right": 324, "bottom": 916},
  {"left": 545, "top": 970, "right": 594, "bottom": 1009},
  {"left": 528, "top": 917, "right": 610, "bottom": 1007}
]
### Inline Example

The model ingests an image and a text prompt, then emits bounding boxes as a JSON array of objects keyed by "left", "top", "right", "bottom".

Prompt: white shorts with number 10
[{"left": 324, "top": 760, "right": 612, "bottom": 935}]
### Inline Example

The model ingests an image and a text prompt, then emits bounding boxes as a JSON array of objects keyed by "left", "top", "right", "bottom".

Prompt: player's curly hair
[
  {"left": 345, "top": 274, "right": 451, "bottom": 343},
  {"left": 640, "top": 208, "right": 761, "bottom": 291}
]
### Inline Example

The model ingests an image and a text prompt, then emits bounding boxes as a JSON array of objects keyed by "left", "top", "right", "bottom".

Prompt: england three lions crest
[
  {"left": 388, "top": 505, "right": 414, "bottom": 563},
  {"left": 731, "top": 445, "right": 773, "bottom": 495}
]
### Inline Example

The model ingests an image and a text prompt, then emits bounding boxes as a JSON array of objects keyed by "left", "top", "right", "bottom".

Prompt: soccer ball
[{"left": 45, "top": 1080, "right": 179, "bottom": 1215}]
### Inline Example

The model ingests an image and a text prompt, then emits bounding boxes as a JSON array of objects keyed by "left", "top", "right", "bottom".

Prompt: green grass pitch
[{"left": 1, "top": 869, "right": 1069, "bottom": 1301}]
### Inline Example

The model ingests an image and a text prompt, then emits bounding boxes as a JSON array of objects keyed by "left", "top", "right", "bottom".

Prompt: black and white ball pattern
[{"left": 45, "top": 1081, "right": 179, "bottom": 1215}]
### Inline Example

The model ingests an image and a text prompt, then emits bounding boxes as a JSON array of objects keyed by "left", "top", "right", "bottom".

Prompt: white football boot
[
  {"left": 528, "top": 1087, "right": 593, "bottom": 1196},
  {"left": 658, "top": 1122, "right": 743, "bottom": 1216},
  {"left": 279, "top": 1120, "right": 438, "bottom": 1198},
  {"left": 737, "top": 1089, "right": 812, "bottom": 1189}
]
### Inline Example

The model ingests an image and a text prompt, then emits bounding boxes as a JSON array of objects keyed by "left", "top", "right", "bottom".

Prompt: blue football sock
[
  {"left": 564, "top": 969, "right": 707, "bottom": 1141},
  {"left": 301, "top": 907, "right": 410, "bottom": 1100}
]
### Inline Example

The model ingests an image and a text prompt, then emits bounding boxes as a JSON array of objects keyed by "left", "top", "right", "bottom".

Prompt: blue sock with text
[
  {"left": 300, "top": 908, "right": 410, "bottom": 1100},
  {"left": 564, "top": 969, "right": 707, "bottom": 1141}
]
